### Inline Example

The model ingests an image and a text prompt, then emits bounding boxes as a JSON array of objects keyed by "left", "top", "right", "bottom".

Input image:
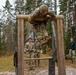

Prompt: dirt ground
[
  {"left": 0, "top": 66, "right": 76, "bottom": 75},
  {"left": 0, "top": 54, "right": 76, "bottom": 75}
]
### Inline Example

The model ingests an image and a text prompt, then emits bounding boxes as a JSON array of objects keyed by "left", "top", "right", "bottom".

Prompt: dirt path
[{"left": 0, "top": 66, "right": 76, "bottom": 75}]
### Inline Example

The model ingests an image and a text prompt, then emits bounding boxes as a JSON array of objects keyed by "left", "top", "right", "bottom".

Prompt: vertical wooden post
[
  {"left": 48, "top": 59, "right": 55, "bottom": 75},
  {"left": 17, "top": 19, "right": 24, "bottom": 75},
  {"left": 55, "top": 15, "right": 66, "bottom": 75}
]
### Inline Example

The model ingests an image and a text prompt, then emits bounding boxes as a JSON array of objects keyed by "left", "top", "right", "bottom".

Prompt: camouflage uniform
[
  {"left": 24, "top": 39, "right": 35, "bottom": 69},
  {"left": 34, "top": 39, "right": 41, "bottom": 66}
]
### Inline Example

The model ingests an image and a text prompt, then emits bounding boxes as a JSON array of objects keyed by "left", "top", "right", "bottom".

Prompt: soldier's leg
[
  {"left": 33, "top": 52, "right": 37, "bottom": 66},
  {"left": 26, "top": 52, "right": 30, "bottom": 64},
  {"left": 31, "top": 52, "right": 35, "bottom": 65},
  {"left": 29, "top": 52, "right": 34, "bottom": 70},
  {"left": 72, "top": 50, "right": 75, "bottom": 62},
  {"left": 28, "top": 52, "right": 31, "bottom": 65},
  {"left": 37, "top": 52, "right": 40, "bottom": 66},
  {"left": 28, "top": 52, "right": 32, "bottom": 70},
  {"left": 34, "top": 52, "right": 36, "bottom": 66},
  {"left": 69, "top": 49, "right": 72, "bottom": 58}
]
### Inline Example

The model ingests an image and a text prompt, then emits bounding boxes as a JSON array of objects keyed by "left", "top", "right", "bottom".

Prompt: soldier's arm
[
  {"left": 25, "top": 43, "right": 29, "bottom": 51},
  {"left": 46, "top": 11, "right": 56, "bottom": 21},
  {"left": 31, "top": 8, "right": 39, "bottom": 20},
  {"left": 28, "top": 8, "right": 40, "bottom": 23}
]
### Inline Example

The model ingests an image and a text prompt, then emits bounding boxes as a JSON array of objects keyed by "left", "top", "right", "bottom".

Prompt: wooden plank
[
  {"left": 17, "top": 19, "right": 24, "bottom": 75},
  {"left": 56, "top": 16, "right": 66, "bottom": 75}
]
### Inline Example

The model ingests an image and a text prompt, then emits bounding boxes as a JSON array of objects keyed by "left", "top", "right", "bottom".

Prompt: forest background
[{"left": 0, "top": 0, "right": 76, "bottom": 55}]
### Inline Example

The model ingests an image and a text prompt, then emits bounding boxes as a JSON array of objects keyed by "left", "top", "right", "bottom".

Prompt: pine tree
[
  {"left": 23, "top": 0, "right": 42, "bottom": 14},
  {"left": 1, "top": 0, "right": 15, "bottom": 52},
  {"left": 59, "top": 0, "right": 76, "bottom": 53}
]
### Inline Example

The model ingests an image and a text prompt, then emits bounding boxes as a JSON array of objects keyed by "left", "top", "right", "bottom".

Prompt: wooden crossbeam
[{"left": 16, "top": 15, "right": 55, "bottom": 22}]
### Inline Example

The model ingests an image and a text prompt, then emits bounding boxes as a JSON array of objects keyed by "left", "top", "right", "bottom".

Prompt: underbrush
[{"left": 0, "top": 52, "right": 15, "bottom": 72}]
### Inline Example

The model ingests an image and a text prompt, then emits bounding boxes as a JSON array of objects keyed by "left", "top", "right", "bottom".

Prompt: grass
[
  {"left": 0, "top": 52, "right": 76, "bottom": 72},
  {"left": 0, "top": 53, "right": 50, "bottom": 72},
  {"left": 65, "top": 60, "right": 76, "bottom": 68},
  {"left": 0, "top": 53, "right": 15, "bottom": 72}
]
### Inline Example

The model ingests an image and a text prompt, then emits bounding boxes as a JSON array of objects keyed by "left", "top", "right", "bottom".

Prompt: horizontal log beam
[
  {"left": 56, "top": 15, "right": 64, "bottom": 19},
  {"left": 16, "top": 15, "right": 64, "bottom": 20},
  {"left": 24, "top": 57, "right": 52, "bottom": 60},
  {"left": 16, "top": 15, "right": 30, "bottom": 21},
  {"left": 16, "top": 15, "right": 49, "bottom": 21}
]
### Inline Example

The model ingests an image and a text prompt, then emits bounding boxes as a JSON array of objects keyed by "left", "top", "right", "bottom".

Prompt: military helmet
[{"left": 39, "top": 4, "right": 48, "bottom": 13}]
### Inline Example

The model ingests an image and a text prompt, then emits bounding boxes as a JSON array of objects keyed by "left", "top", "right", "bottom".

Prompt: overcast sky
[
  {"left": 0, "top": 0, "right": 59, "bottom": 14},
  {"left": 0, "top": 0, "right": 15, "bottom": 10}
]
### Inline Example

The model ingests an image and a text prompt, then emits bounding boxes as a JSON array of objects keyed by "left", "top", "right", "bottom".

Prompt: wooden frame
[{"left": 16, "top": 15, "right": 66, "bottom": 75}]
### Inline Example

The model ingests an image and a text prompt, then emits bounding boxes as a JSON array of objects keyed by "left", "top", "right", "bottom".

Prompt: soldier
[
  {"left": 68, "top": 38, "right": 76, "bottom": 63},
  {"left": 24, "top": 37, "right": 34, "bottom": 70},
  {"left": 28, "top": 4, "right": 56, "bottom": 23},
  {"left": 34, "top": 37, "right": 41, "bottom": 66}
]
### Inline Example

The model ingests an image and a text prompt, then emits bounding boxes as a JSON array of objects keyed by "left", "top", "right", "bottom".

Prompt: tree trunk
[{"left": 6, "top": 25, "right": 13, "bottom": 52}]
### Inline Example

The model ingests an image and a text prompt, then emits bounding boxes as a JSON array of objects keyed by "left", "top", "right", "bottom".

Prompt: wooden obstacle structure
[{"left": 16, "top": 14, "right": 66, "bottom": 75}]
